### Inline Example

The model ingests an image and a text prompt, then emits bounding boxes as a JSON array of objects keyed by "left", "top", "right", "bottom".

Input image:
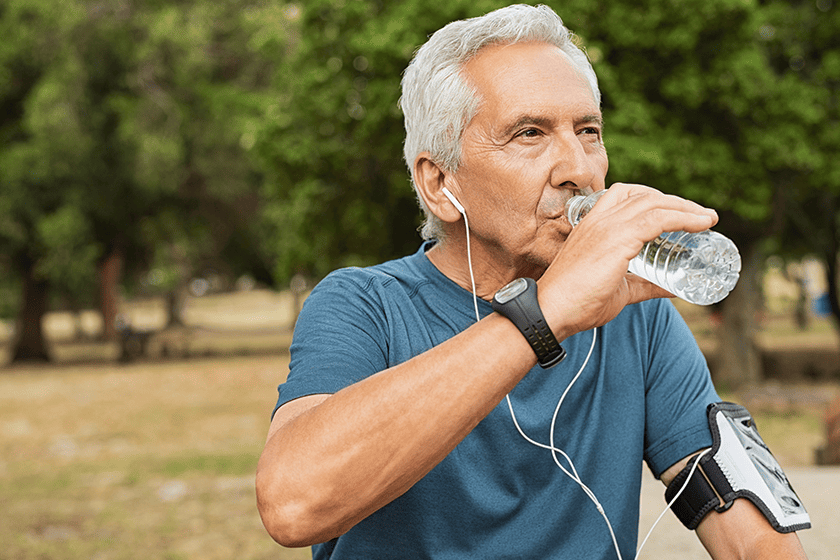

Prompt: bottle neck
[{"left": 565, "top": 189, "right": 607, "bottom": 226}]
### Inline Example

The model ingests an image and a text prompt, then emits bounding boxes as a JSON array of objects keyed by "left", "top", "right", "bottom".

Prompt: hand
[{"left": 538, "top": 183, "right": 718, "bottom": 337}]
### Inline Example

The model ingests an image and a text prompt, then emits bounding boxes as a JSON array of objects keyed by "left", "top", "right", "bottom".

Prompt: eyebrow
[
  {"left": 499, "top": 115, "right": 554, "bottom": 139},
  {"left": 498, "top": 113, "right": 604, "bottom": 139},
  {"left": 578, "top": 114, "right": 605, "bottom": 129}
]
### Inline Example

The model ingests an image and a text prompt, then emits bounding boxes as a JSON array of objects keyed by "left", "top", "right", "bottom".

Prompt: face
[{"left": 448, "top": 41, "right": 608, "bottom": 274}]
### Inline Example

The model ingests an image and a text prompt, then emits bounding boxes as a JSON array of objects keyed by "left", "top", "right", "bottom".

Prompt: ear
[{"left": 413, "top": 152, "right": 463, "bottom": 223}]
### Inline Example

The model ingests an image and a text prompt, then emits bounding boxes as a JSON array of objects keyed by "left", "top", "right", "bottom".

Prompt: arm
[
  {"left": 661, "top": 456, "right": 808, "bottom": 559},
  {"left": 256, "top": 311, "right": 539, "bottom": 547},
  {"left": 256, "top": 184, "right": 718, "bottom": 547}
]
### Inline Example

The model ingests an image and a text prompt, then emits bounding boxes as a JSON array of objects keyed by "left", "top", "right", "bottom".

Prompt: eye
[
  {"left": 515, "top": 127, "right": 542, "bottom": 139},
  {"left": 578, "top": 126, "right": 601, "bottom": 137}
]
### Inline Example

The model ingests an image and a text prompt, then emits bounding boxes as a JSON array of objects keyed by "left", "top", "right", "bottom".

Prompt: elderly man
[{"left": 257, "top": 5, "right": 809, "bottom": 559}]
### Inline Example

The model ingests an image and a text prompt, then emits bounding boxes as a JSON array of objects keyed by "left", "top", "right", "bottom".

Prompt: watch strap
[{"left": 492, "top": 278, "right": 566, "bottom": 368}]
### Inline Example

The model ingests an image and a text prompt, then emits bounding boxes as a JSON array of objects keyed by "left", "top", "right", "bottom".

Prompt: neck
[{"left": 426, "top": 233, "right": 543, "bottom": 300}]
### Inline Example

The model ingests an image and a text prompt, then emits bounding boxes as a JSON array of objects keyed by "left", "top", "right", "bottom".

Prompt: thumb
[{"left": 624, "top": 273, "right": 675, "bottom": 305}]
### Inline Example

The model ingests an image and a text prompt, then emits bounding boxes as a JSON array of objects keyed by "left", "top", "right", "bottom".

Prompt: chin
[
  {"left": 506, "top": 229, "right": 564, "bottom": 272},
  {"left": 520, "top": 246, "right": 559, "bottom": 276}
]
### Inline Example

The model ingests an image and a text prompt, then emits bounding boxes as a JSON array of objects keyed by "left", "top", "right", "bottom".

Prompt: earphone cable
[
  {"left": 456, "top": 197, "right": 701, "bottom": 560},
  {"left": 463, "top": 211, "right": 481, "bottom": 323}
]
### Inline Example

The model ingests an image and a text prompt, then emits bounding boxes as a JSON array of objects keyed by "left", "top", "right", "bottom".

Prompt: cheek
[
  {"left": 456, "top": 148, "right": 548, "bottom": 230},
  {"left": 478, "top": 184, "right": 541, "bottom": 229}
]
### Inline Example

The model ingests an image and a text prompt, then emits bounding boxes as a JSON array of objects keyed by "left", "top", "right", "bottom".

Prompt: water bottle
[{"left": 565, "top": 190, "right": 741, "bottom": 305}]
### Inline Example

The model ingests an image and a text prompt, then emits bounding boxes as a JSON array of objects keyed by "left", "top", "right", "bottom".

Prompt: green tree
[
  {"left": 565, "top": 0, "right": 807, "bottom": 386},
  {"left": 256, "top": 0, "right": 519, "bottom": 283},
  {"left": 117, "top": 0, "right": 285, "bottom": 326},
  {"left": 0, "top": 0, "right": 281, "bottom": 363},
  {"left": 0, "top": 0, "right": 98, "bottom": 360},
  {"left": 256, "top": 0, "right": 837, "bottom": 386},
  {"left": 758, "top": 0, "right": 840, "bottom": 338}
]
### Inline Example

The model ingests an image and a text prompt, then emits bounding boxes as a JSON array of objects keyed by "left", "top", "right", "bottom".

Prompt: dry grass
[
  {"left": 1, "top": 289, "right": 838, "bottom": 559},
  {"left": 0, "top": 353, "right": 832, "bottom": 560},
  {"left": 0, "top": 354, "right": 310, "bottom": 560}
]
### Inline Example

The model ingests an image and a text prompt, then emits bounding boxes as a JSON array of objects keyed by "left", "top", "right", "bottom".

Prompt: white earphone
[
  {"left": 440, "top": 186, "right": 479, "bottom": 321},
  {"left": 441, "top": 187, "right": 465, "bottom": 215},
  {"left": 436, "top": 180, "right": 691, "bottom": 560}
]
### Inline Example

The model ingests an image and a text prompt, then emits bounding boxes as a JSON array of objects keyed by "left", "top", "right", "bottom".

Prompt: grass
[
  {"left": 1, "top": 354, "right": 832, "bottom": 560},
  {"left": 0, "top": 354, "right": 311, "bottom": 560},
  {"left": 1, "top": 289, "right": 837, "bottom": 558}
]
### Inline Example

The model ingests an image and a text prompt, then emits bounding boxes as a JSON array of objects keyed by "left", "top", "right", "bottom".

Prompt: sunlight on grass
[{"left": 0, "top": 355, "right": 311, "bottom": 560}]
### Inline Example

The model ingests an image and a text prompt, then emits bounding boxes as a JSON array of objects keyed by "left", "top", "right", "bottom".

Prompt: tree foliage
[
  {"left": 0, "top": 0, "right": 283, "bottom": 361},
  {"left": 254, "top": 0, "right": 797, "bottom": 276},
  {"left": 4, "top": 0, "right": 839, "bottom": 374},
  {"left": 757, "top": 0, "right": 840, "bottom": 333},
  {"left": 256, "top": 0, "right": 519, "bottom": 282},
  {"left": 253, "top": 0, "right": 840, "bottom": 385}
]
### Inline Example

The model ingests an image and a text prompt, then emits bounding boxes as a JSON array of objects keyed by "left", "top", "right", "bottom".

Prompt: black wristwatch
[{"left": 491, "top": 278, "right": 566, "bottom": 368}]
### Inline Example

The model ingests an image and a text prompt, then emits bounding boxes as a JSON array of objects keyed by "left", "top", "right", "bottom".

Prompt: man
[{"left": 256, "top": 5, "right": 809, "bottom": 559}]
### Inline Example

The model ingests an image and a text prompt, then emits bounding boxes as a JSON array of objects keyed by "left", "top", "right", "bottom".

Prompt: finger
[
  {"left": 585, "top": 187, "right": 717, "bottom": 241},
  {"left": 604, "top": 183, "right": 718, "bottom": 225},
  {"left": 633, "top": 206, "right": 717, "bottom": 235}
]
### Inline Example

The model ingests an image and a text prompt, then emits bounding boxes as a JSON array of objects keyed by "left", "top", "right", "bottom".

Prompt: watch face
[{"left": 495, "top": 278, "right": 528, "bottom": 304}]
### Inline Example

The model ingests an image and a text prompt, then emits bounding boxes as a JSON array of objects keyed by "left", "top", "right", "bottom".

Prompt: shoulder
[
  {"left": 310, "top": 243, "right": 437, "bottom": 304},
  {"left": 608, "top": 298, "right": 685, "bottom": 332},
  {"left": 600, "top": 298, "right": 700, "bottom": 364}
]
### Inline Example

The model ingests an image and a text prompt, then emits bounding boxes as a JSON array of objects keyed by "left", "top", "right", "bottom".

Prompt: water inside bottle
[{"left": 629, "top": 230, "right": 740, "bottom": 305}]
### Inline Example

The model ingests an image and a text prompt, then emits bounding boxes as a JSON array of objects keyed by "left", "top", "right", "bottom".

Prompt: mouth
[
  {"left": 540, "top": 187, "right": 596, "bottom": 232},
  {"left": 539, "top": 213, "right": 573, "bottom": 237},
  {"left": 540, "top": 200, "right": 576, "bottom": 233}
]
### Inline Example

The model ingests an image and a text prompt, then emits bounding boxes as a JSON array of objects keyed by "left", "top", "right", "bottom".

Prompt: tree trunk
[
  {"left": 165, "top": 289, "right": 185, "bottom": 328},
  {"left": 11, "top": 260, "right": 51, "bottom": 363},
  {"left": 817, "top": 193, "right": 840, "bottom": 347},
  {"left": 98, "top": 246, "right": 124, "bottom": 341},
  {"left": 824, "top": 249, "right": 840, "bottom": 336},
  {"left": 712, "top": 239, "right": 763, "bottom": 389}
]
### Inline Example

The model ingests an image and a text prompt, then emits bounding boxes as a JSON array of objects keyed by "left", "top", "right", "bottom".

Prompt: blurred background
[{"left": 1, "top": 0, "right": 840, "bottom": 558}]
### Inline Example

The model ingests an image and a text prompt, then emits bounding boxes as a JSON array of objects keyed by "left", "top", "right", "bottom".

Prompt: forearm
[
  {"left": 663, "top": 456, "right": 808, "bottom": 560},
  {"left": 696, "top": 500, "right": 808, "bottom": 559},
  {"left": 256, "top": 312, "right": 536, "bottom": 547}
]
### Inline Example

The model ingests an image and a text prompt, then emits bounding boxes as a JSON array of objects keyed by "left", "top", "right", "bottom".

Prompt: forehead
[{"left": 461, "top": 42, "right": 599, "bottom": 129}]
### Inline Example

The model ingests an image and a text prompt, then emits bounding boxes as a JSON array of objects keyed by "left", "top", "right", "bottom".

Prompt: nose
[{"left": 547, "top": 132, "right": 598, "bottom": 193}]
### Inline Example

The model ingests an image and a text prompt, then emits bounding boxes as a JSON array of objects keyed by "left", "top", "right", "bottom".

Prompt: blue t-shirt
[{"left": 275, "top": 242, "right": 719, "bottom": 559}]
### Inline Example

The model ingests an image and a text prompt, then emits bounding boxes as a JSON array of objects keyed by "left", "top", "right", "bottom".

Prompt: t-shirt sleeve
[
  {"left": 642, "top": 300, "right": 720, "bottom": 478},
  {"left": 273, "top": 269, "right": 391, "bottom": 416}
]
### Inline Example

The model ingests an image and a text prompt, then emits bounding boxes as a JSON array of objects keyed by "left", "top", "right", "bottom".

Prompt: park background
[{"left": 2, "top": 0, "right": 840, "bottom": 558}]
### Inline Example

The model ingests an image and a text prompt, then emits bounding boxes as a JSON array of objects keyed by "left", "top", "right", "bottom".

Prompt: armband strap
[
  {"left": 665, "top": 452, "right": 729, "bottom": 529},
  {"left": 664, "top": 402, "right": 810, "bottom": 533}
]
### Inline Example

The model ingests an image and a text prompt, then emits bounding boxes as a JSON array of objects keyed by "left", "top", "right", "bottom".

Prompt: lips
[{"left": 541, "top": 214, "right": 573, "bottom": 236}]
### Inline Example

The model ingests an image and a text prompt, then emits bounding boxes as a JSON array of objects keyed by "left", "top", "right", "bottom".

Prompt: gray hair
[{"left": 400, "top": 4, "right": 601, "bottom": 240}]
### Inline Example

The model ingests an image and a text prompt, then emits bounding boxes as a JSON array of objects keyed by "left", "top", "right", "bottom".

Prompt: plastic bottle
[{"left": 565, "top": 190, "right": 741, "bottom": 305}]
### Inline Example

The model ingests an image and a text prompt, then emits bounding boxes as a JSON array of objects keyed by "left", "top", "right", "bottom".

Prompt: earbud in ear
[{"left": 441, "top": 187, "right": 465, "bottom": 215}]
